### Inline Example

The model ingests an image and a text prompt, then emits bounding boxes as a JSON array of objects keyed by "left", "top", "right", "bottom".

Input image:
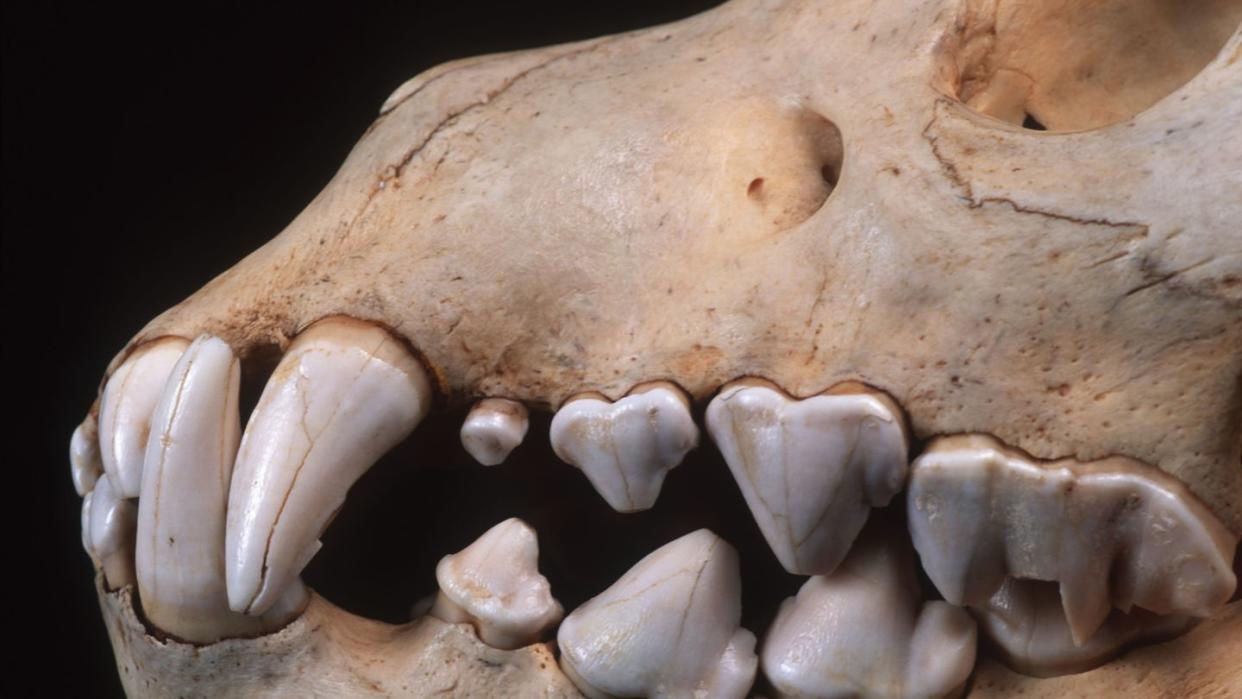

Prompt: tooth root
[
  {"left": 99, "top": 338, "right": 191, "bottom": 497},
  {"left": 226, "top": 317, "right": 432, "bottom": 615},
  {"left": 70, "top": 416, "right": 104, "bottom": 496},
  {"left": 89, "top": 475, "right": 138, "bottom": 589},
  {"left": 705, "top": 380, "right": 908, "bottom": 575},
  {"left": 460, "top": 398, "right": 529, "bottom": 466},
  {"left": 557, "top": 529, "right": 758, "bottom": 699},
  {"left": 430, "top": 517, "right": 563, "bottom": 650},
  {"left": 550, "top": 382, "right": 699, "bottom": 512}
]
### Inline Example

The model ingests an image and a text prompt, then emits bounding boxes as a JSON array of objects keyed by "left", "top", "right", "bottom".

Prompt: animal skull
[{"left": 72, "top": 0, "right": 1242, "bottom": 696}]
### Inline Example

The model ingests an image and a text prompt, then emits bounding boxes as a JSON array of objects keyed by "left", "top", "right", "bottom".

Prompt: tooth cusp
[{"left": 70, "top": 416, "right": 103, "bottom": 496}]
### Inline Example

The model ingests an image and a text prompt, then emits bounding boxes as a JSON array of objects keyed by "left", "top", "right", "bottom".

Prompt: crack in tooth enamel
[
  {"left": 429, "top": 517, "right": 563, "bottom": 650},
  {"left": 69, "top": 416, "right": 103, "bottom": 496},
  {"left": 761, "top": 520, "right": 977, "bottom": 699},
  {"left": 98, "top": 337, "right": 191, "bottom": 498},
  {"left": 88, "top": 474, "right": 138, "bottom": 589},
  {"left": 549, "top": 382, "right": 699, "bottom": 513},
  {"left": 460, "top": 398, "right": 529, "bottom": 466},
  {"left": 705, "top": 380, "right": 908, "bottom": 576},
  {"left": 908, "top": 434, "right": 1239, "bottom": 646},
  {"left": 556, "top": 529, "right": 758, "bottom": 699},
  {"left": 225, "top": 317, "right": 432, "bottom": 616}
]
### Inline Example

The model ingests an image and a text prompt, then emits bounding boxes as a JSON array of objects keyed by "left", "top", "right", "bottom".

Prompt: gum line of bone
[{"left": 74, "top": 318, "right": 1238, "bottom": 696}]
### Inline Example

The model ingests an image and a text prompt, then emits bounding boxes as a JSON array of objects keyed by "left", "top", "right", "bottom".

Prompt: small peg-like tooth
[
  {"left": 89, "top": 474, "right": 138, "bottom": 589},
  {"left": 226, "top": 317, "right": 432, "bottom": 615},
  {"left": 70, "top": 416, "right": 103, "bottom": 496},
  {"left": 460, "top": 398, "right": 529, "bottom": 466},
  {"left": 430, "top": 517, "right": 563, "bottom": 649},
  {"left": 99, "top": 338, "right": 191, "bottom": 497},
  {"left": 550, "top": 382, "right": 699, "bottom": 512},
  {"left": 706, "top": 379, "right": 908, "bottom": 575},
  {"left": 557, "top": 529, "right": 758, "bottom": 699}
]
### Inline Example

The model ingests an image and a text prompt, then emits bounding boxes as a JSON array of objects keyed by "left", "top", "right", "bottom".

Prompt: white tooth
[
  {"left": 557, "top": 529, "right": 758, "bottom": 699},
  {"left": 460, "top": 398, "right": 529, "bottom": 466},
  {"left": 70, "top": 416, "right": 104, "bottom": 496},
  {"left": 226, "top": 318, "right": 432, "bottom": 615},
  {"left": 99, "top": 338, "right": 191, "bottom": 497},
  {"left": 137, "top": 336, "right": 307, "bottom": 643},
  {"left": 81, "top": 491, "right": 95, "bottom": 558},
  {"left": 908, "top": 434, "right": 1238, "bottom": 646},
  {"left": 705, "top": 380, "right": 908, "bottom": 575},
  {"left": 430, "top": 517, "right": 563, "bottom": 649},
  {"left": 550, "top": 382, "right": 699, "bottom": 512},
  {"left": 89, "top": 474, "right": 138, "bottom": 589},
  {"left": 761, "top": 523, "right": 977, "bottom": 699}
]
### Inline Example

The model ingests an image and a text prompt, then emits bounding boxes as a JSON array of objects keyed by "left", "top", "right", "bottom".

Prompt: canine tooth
[
  {"left": 908, "top": 434, "right": 1237, "bottom": 646},
  {"left": 460, "top": 398, "right": 529, "bottom": 466},
  {"left": 550, "top": 382, "right": 699, "bottom": 512},
  {"left": 430, "top": 517, "right": 563, "bottom": 649},
  {"left": 226, "top": 317, "right": 432, "bottom": 615},
  {"left": 762, "top": 522, "right": 976, "bottom": 699},
  {"left": 70, "top": 417, "right": 103, "bottom": 496},
  {"left": 89, "top": 474, "right": 138, "bottom": 588},
  {"left": 705, "top": 380, "right": 908, "bottom": 575},
  {"left": 557, "top": 529, "right": 758, "bottom": 699}
]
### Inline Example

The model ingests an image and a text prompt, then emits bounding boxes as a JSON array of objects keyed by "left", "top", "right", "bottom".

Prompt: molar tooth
[
  {"left": 226, "top": 317, "right": 432, "bottom": 615},
  {"left": 89, "top": 474, "right": 138, "bottom": 589},
  {"left": 69, "top": 416, "right": 103, "bottom": 496},
  {"left": 99, "top": 338, "right": 191, "bottom": 497},
  {"left": 557, "top": 529, "right": 758, "bottom": 699},
  {"left": 549, "top": 381, "right": 699, "bottom": 512},
  {"left": 705, "top": 380, "right": 908, "bottom": 575},
  {"left": 430, "top": 517, "right": 562, "bottom": 649},
  {"left": 460, "top": 398, "right": 529, "bottom": 466}
]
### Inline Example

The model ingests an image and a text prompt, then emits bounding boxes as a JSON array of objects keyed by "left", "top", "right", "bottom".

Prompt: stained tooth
[
  {"left": 557, "top": 529, "right": 758, "bottom": 699},
  {"left": 99, "top": 338, "right": 191, "bottom": 497},
  {"left": 460, "top": 398, "right": 529, "bottom": 466},
  {"left": 137, "top": 336, "right": 307, "bottom": 643},
  {"left": 226, "top": 317, "right": 432, "bottom": 615},
  {"left": 762, "top": 522, "right": 976, "bottom": 699},
  {"left": 705, "top": 380, "right": 908, "bottom": 575},
  {"left": 550, "top": 382, "right": 699, "bottom": 512},
  {"left": 908, "top": 434, "right": 1238, "bottom": 646},
  {"left": 430, "top": 517, "right": 563, "bottom": 649},
  {"left": 89, "top": 475, "right": 138, "bottom": 588},
  {"left": 69, "top": 416, "right": 103, "bottom": 496}
]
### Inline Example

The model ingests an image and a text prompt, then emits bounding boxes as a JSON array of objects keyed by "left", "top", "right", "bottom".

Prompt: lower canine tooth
[
  {"left": 89, "top": 474, "right": 138, "bottom": 589},
  {"left": 460, "top": 398, "right": 529, "bottom": 466},
  {"left": 557, "top": 529, "right": 758, "bottom": 699},
  {"left": 69, "top": 416, "right": 103, "bottom": 496}
]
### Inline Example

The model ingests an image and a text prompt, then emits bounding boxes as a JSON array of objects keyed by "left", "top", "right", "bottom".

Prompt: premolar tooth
[
  {"left": 550, "top": 381, "right": 699, "bottom": 512},
  {"left": 226, "top": 317, "right": 432, "bottom": 615},
  {"left": 99, "top": 338, "right": 191, "bottom": 497},
  {"left": 557, "top": 529, "right": 758, "bottom": 699},
  {"left": 705, "top": 379, "right": 908, "bottom": 575},
  {"left": 430, "top": 517, "right": 563, "bottom": 649},
  {"left": 460, "top": 398, "right": 529, "bottom": 466},
  {"left": 89, "top": 474, "right": 138, "bottom": 588},
  {"left": 69, "top": 416, "right": 103, "bottom": 496}
]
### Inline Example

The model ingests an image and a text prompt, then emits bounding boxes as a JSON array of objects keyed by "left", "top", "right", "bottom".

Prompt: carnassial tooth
[
  {"left": 69, "top": 416, "right": 103, "bottom": 496},
  {"left": 226, "top": 317, "right": 432, "bottom": 615},
  {"left": 761, "top": 522, "right": 976, "bottom": 699},
  {"left": 705, "top": 379, "right": 907, "bottom": 575},
  {"left": 430, "top": 517, "right": 563, "bottom": 649},
  {"left": 550, "top": 382, "right": 699, "bottom": 512},
  {"left": 89, "top": 474, "right": 138, "bottom": 589},
  {"left": 99, "top": 337, "right": 190, "bottom": 497},
  {"left": 557, "top": 529, "right": 758, "bottom": 699},
  {"left": 137, "top": 336, "right": 307, "bottom": 643},
  {"left": 460, "top": 398, "right": 529, "bottom": 466},
  {"left": 908, "top": 434, "right": 1237, "bottom": 646}
]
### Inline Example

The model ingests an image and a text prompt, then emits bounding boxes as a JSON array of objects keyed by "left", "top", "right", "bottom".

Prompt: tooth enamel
[
  {"left": 226, "top": 317, "right": 432, "bottom": 615},
  {"left": 81, "top": 490, "right": 95, "bottom": 558},
  {"left": 557, "top": 529, "right": 758, "bottom": 699},
  {"left": 430, "top": 517, "right": 563, "bottom": 649},
  {"left": 89, "top": 474, "right": 138, "bottom": 589},
  {"left": 70, "top": 417, "right": 104, "bottom": 496},
  {"left": 460, "top": 398, "right": 529, "bottom": 466},
  {"left": 137, "top": 336, "right": 307, "bottom": 643},
  {"left": 908, "top": 434, "right": 1238, "bottom": 646},
  {"left": 705, "top": 380, "right": 908, "bottom": 575},
  {"left": 99, "top": 338, "right": 191, "bottom": 497},
  {"left": 761, "top": 523, "right": 977, "bottom": 699},
  {"left": 549, "top": 382, "right": 699, "bottom": 512}
]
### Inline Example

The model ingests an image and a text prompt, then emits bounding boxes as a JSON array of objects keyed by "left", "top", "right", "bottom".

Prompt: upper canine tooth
[
  {"left": 460, "top": 398, "right": 529, "bottom": 466},
  {"left": 549, "top": 381, "right": 699, "bottom": 512},
  {"left": 226, "top": 317, "right": 432, "bottom": 615},
  {"left": 89, "top": 474, "right": 138, "bottom": 589},
  {"left": 705, "top": 379, "right": 908, "bottom": 575},
  {"left": 429, "top": 517, "right": 563, "bottom": 649},
  {"left": 70, "top": 416, "right": 103, "bottom": 496},
  {"left": 557, "top": 529, "right": 758, "bottom": 699},
  {"left": 907, "top": 434, "right": 1238, "bottom": 646},
  {"left": 99, "top": 338, "right": 191, "bottom": 497}
]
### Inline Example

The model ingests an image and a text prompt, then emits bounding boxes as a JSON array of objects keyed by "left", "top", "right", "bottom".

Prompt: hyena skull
[{"left": 72, "top": 0, "right": 1242, "bottom": 696}]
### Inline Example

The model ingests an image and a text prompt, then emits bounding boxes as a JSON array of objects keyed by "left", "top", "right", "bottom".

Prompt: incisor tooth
[
  {"left": 705, "top": 380, "right": 907, "bottom": 575},
  {"left": 557, "top": 529, "right": 758, "bottom": 699},
  {"left": 226, "top": 317, "right": 431, "bottom": 615},
  {"left": 69, "top": 416, "right": 103, "bottom": 496},
  {"left": 460, "top": 398, "right": 529, "bottom": 466},
  {"left": 90, "top": 474, "right": 138, "bottom": 589},
  {"left": 430, "top": 517, "right": 563, "bottom": 649},
  {"left": 550, "top": 382, "right": 699, "bottom": 512},
  {"left": 80, "top": 490, "right": 95, "bottom": 558}
]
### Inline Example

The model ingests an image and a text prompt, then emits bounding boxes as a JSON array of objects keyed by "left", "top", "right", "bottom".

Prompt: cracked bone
[
  {"left": 87, "top": 474, "right": 138, "bottom": 589},
  {"left": 69, "top": 416, "right": 103, "bottom": 496},
  {"left": 460, "top": 398, "right": 529, "bottom": 466}
]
